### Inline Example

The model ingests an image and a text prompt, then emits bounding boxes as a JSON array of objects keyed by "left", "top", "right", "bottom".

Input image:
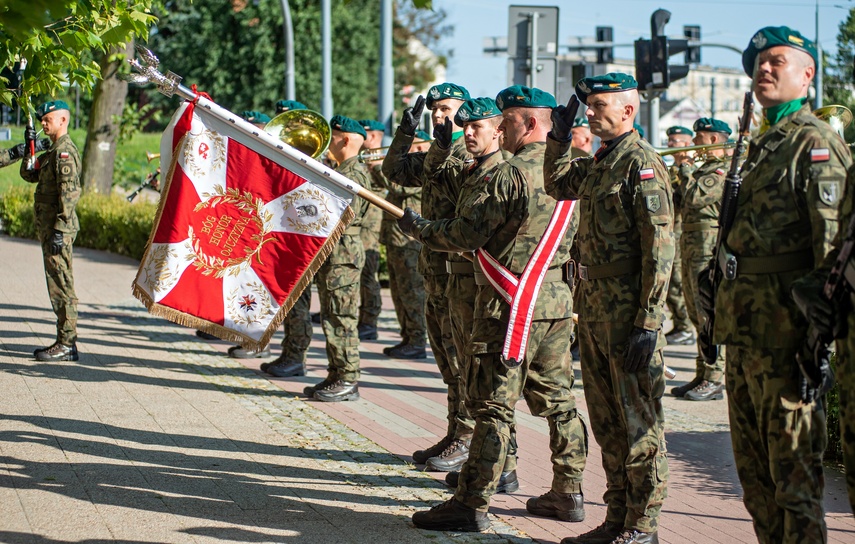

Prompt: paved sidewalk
[{"left": 0, "top": 234, "right": 853, "bottom": 544}]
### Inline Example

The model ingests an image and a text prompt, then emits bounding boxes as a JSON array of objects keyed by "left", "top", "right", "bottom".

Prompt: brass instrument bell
[
  {"left": 813, "top": 105, "right": 853, "bottom": 139},
  {"left": 264, "top": 109, "right": 331, "bottom": 159}
]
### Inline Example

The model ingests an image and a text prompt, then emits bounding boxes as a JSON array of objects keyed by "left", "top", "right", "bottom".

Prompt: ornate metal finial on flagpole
[{"left": 125, "top": 45, "right": 182, "bottom": 97}]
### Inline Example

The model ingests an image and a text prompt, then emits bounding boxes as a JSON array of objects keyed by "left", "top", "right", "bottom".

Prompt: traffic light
[
  {"left": 650, "top": 35, "right": 689, "bottom": 89},
  {"left": 634, "top": 39, "right": 653, "bottom": 90},
  {"left": 596, "top": 26, "right": 613, "bottom": 64},
  {"left": 684, "top": 25, "right": 701, "bottom": 64}
]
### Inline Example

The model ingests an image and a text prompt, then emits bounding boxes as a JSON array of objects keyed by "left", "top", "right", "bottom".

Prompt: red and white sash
[{"left": 475, "top": 200, "right": 577, "bottom": 366}]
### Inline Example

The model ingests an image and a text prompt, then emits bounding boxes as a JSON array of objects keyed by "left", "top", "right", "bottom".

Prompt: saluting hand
[
  {"left": 550, "top": 95, "right": 580, "bottom": 143},
  {"left": 434, "top": 117, "right": 453, "bottom": 149},
  {"left": 400, "top": 95, "right": 425, "bottom": 137}
]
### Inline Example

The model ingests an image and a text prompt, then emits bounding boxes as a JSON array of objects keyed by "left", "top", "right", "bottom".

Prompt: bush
[{"left": 0, "top": 186, "right": 157, "bottom": 260}]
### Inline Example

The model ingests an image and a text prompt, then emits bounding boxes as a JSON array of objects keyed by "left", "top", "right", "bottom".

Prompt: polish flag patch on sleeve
[
  {"left": 715, "top": 168, "right": 726, "bottom": 176},
  {"left": 639, "top": 168, "right": 655, "bottom": 180},
  {"left": 811, "top": 148, "right": 830, "bottom": 162},
  {"left": 59, "top": 152, "right": 69, "bottom": 159}
]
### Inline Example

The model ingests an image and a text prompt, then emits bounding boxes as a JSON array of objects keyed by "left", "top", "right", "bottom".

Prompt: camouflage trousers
[
  {"left": 444, "top": 273, "right": 477, "bottom": 442},
  {"left": 280, "top": 288, "right": 312, "bottom": 364},
  {"left": 838, "top": 317, "right": 855, "bottom": 515},
  {"left": 725, "top": 345, "right": 827, "bottom": 544},
  {"left": 425, "top": 274, "right": 467, "bottom": 439},
  {"left": 40, "top": 230, "right": 78, "bottom": 344},
  {"left": 316, "top": 259, "right": 362, "bottom": 382},
  {"left": 666, "top": 237, "right": 692, "bottom": 333},
  {"left": 577, "top": 320, "right": 668, "bottom": 533},
  {"left": 681, "top": 243, "right": 725, "bottom": 382},
  {"left": 359, "top": 248, "right": 382, "bottom": 327},
  {"left": 387, "top": 246, "right": 426, "bottom": 346},
  {"left": 455, "top": 317, "right": 586, "bottom": 512}
]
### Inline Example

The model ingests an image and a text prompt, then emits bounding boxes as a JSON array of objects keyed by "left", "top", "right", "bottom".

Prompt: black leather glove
[
  {"left": 791, "top": 281, "right": 835, "bottom": 338},
  {"left": 697, "top": 263, "right": 715, "bottom": 318},
  {"left": 433, "top": 116, "right": 453, "bottom": 149},
  {"left": 397, "top": 207, "right": 428, "bottom": 238},
  {"left": 25, "top": 125, "right": 37, "bottom": 144},
  {"left": 399, "top": 95, "right": 425, "bottom": 137},
  {"left": 798, "top": 344, "right": 835, "bottom": 403},
  {"left": 623, "top": 327, "right": 657, "bottom": 373},
  {"left": 49, "top": 231, "right": 64, "bottom": 255},
  {"left": 697, "top": 328, "right": 719, "bottom": 365},
  {"left": 35, "top": 138, "right": 50, "bottom": 152},
  {"left": 550, "top": 95, "right": 580, "bottom": 142},
  {"left": 7, "top": 143, "right": 26, "bottom": 161}
]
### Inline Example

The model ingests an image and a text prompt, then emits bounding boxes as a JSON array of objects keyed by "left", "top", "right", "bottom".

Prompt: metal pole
[
  {"left": 280, "top": 0, "right": 295, "bottom": 100},
  {"left": 648, "top": 92, "right": 661, "bottom": 147},
  {"left": 710, "top": 77, "right": 716, "bottom": 118},
  {"left": 815, "top": 0, "right": 823, "bottom": 109},
  {"left": 529, "top": 12, "right": 539, "bottom": 88},
  {"left": 379, "top": 0, "right": 394, "bottom": 140},
  {"left": 321, "top": 0, "right": 333, "bottom": 118}
]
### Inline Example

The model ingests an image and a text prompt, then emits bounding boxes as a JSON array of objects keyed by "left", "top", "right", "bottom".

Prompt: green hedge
[{"left": 0, "top": 186, "right": 157, "bottom": 260}]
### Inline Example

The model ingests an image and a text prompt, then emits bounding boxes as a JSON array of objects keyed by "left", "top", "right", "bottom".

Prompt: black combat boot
[
  {"left": 357, "top": 323, "right": 378, "bottom": 340},
  {"left": 608, "top": 529, "right": 658, "bottom": 543},
  {"left": 670, "top": 376, "right": 703, "bottom": 398},
  {"left": 413, "top": 435, "right": 453, "bottom": 464},
  {"left": 685, "top": 380, "right": 725, "bottom": 401},
  {"left": 425, "top": 436, "right": 470, "bottom": 472},
  {"left": 303, "top": 377, "right": 336, "bottom": 397},
  {"left": 382, "top": 341, "right": 405, "bottom": 356},
  {"left": 314, "top": 380, "right": 359, "bottom": 402},
  {"left": 228, "top": 345, "right": 271, "bottom": 359},
  {"left": 195, "top": 330, "right": 219, "bottom": 340},
  {"left": 264, "top": 358, "right": 306, "bottom": 377},
  {"left": 411, "top": 498, "right": 490, "bottom": 532},
  {"left": 34, "top": 342, "right": 78, "bottom": 362},
  {"left": 526, "top": 489, "right": 585, "bottom": 521},
  {"left": 560, "top": 520, "right": 625, "bottom": 544},
  {"left": 385, "top": 344, "right": 427, "bottom": 359},
  {"left": 445, "top": 469, "right": 519, "bottom": 493}
]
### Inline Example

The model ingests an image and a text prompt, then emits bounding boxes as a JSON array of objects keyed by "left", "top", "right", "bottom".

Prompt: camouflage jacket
[
  {"left": 544, "top": 130, "right": 675, "bottom": 331},
  {"left": 329, "top": 155, "right": 371, "bottom": 265},
  {"left": 379, "top": 165, "right": 422, "bottom": 249},
  {"left": 414, "top": 142, "right": 576, "bottom": 353},
  {"left": 678, "top": 157, "right": 728, "bottom": 259},
  {"left": 714, "top": 104, "right": 851, "bottom": 348},
  {"left": 0, "top": 146, "right": 19, "bottom": 168},
  {"left": 668, "top": 164, "right": 686, "bottom": 234},
  {"left": 359, "top": 164, "right": 387, "bottom": 251},
  {"left": 20, "top": 133, "right": 81, "bottom": 234},
  {"left": 382, "top": 128, "right": 471, "bottom": 275}
]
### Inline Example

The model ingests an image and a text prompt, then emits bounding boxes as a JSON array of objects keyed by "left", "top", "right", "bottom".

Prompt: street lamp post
[
  {"left": 816, "top": 0, "right": 824, "bottom": 109},
  {"left": 280, "top": 0, "right": 295, "bottom": 100}
]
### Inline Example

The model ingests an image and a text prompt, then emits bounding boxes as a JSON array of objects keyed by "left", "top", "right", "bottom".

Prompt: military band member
[
  {"left": 242, "top": 111, "right": 271, "bottom": 129},
  {"left": 706, "top": 27, "right": 850, "bottom": 543},
  {"left": 672, "top": 118, "right": 731, "bottom": 401},
  {"left": 545, "top": 73, "right": 673, "bottom": 544},
  {"left": 22, "top": 100, "right": 83, "bottom": 362},
  {"left": 663, "top": 126, "right": 695, "bottom": 346},
  {"left": 382, "top": 83, "right": 475, "bottom": 466},
  {"left": 356, "top": 119, "right": 388, "bottom": 340},
  {"left": 403, "top": 85, "right": 587, "bottom": 532},
  {"left": 571, "top": 117, "right": 594, "bottom": 158}
]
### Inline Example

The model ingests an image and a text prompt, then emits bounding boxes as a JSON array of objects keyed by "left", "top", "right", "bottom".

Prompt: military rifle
[{"left": 701, "top": 91, "right": 754, "bottom": 364}]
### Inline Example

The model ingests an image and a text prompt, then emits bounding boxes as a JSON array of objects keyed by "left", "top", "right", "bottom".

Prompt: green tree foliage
[
  {"left": 0, "top": 1, "right": 156, "bottom": 108},
  {"left": 393, "top": 0, "right": 451, "bottom": 107},
  {"left": 146, "top": 0, "right": 381, "bottom": 120},
  {"left": 826, "top": 7, "right": 855, "bottom": 142}
]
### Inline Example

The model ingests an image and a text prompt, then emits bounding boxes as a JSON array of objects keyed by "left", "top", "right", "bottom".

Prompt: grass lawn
[{"left": 0, "top": 127, "right": 162, "bottom": 193}]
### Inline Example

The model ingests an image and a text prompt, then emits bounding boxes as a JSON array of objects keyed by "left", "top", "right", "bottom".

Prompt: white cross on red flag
[{"left": 133, "top": 101, "right": 355, "bottom": 350}]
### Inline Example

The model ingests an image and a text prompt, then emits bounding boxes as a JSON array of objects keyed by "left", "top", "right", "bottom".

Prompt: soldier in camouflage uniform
[
  {"left": 545, "top": 73, "right": 674, "bottom": 544},
  {"left": 662, "top": 126, "right": 695, "bottom": 346},
  {"left": 273, "top": 99, "right": 307, "bottom": 115},
  {"left": 403, "top": 85, "right": 587, "bottom": 532},
  {"left": 273, "top": 115, "right": 371, "bottom": 402},
  {"left": 379, "top": 149, "right": 427, "bottom": 366},
  {"left": 356, "top": 119, "right": 389, "bottom": 341},
  {"left": 382, "top": 83, "right": 476, "bottom": 466},
  {"left": 673, "top": 118, "right": 731, "bottom": 401},
  {"left": 0, "top": 137, "right": 50, "bottom": 168},
  {"left": 21, "top": 100, "right": 82, "bottom": 362},
  {"left": 704, "top": 28, "right": 851, "bottom": 543},
  {"left": 571, "top": 117, "right": 594, "bottom": 159}
]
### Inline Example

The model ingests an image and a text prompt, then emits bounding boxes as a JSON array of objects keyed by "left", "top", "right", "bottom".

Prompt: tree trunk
[{"left": 81, "top": 40, "right": 134, "bottom": 194}]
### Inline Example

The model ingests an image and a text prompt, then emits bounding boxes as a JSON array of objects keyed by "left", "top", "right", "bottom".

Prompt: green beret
[
  {"left": 329, "top": 115, "right": 367, "bottom": 138},
  {"left": 574, "top": 73, "right": 638, "bottom": 105},
  {"left": 242, "top": 111, "right": 271, "bottom": 124},
  {"left": 693, "top": 117, "right": 732, "bottom": 135},
  {"left": 572, "top": 117, "right": 589, "bottom": 129},
  {"left": 414, "top": 130, "right": 431, "bottom": 141},
  {"left": 495, "top": 85, "right": 557, "bottom": 110},
  {"left": 275, "top": 100, "right": 307, "bottom": 113},
  {"left": 742, "top": 26, "right": 817, "bottom": 76},
  {"left": 425, "top": 82, "right": 470, "bottom": 109},
  {"left": 35, "top": 100, "right": 70, "bottom": 121},
  {"left": 666, "top": 126, "right": 693, "bottom": 137},
  {"left": 454, "top": 97, "right": 501, "bottom": 126},
  {"left": 633, "top": 122, "right": 645, "bottom": 139},
  {"left": 359, "top": 119, "right": 386, "bottom": 133}
]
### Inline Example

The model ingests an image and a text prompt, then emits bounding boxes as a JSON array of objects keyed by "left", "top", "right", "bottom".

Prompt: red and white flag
[{"left": 133, "top": 101, "right": 355, "bottom": 350}]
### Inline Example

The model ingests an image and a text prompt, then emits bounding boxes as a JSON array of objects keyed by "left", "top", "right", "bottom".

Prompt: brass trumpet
[
  {"left": 146, "top": 151, "right": 160, "bottom": 162},
  {"left": 358, "top": 140, "right": 432, "bottom": 163},
  {"left": 655, "top": 141, "right": 735, "bottom": 156}
]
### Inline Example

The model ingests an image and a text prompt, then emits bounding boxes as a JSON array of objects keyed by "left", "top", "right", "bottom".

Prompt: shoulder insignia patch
[
  {"left": 59, "top": 152, "right": 69, "bottom": 159},
  {"left": 645, "top": 193, "right": 661, "bottom": 213},
  {"left": 811, "top": 148, "right": 830, "bottom": 162},
  {"left": 639, "top": 167, "right": 655, "bottom": 180},
  {"left": 61, "top": 165, "right": 71, "bottom": 175},
  {"left": 818, "top": 181, "right": 840, "bottom": 206},
  {"left": 703, "top": 177, "right": 716, "bottom": 187}
]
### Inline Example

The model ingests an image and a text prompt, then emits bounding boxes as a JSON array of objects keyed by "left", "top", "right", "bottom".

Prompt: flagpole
[{"left": 126, "top": 46, "right": 404, "bottom": 219}]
